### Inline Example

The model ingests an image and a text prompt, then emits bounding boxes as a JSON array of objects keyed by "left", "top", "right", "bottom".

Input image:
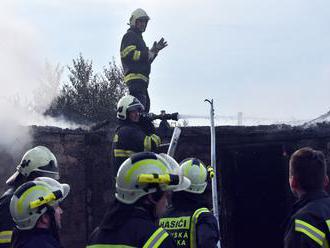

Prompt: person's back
[
  {"left": 160, "top": 158, "right": 219, "bottom": 248},
  {"left": 285, "top": 191, "right": 330, "bottom": 247},
  {"left": 161, "top": 194, "right": 218, "bottom": 248},
  {"left": 88, "top": 201, "right": 174, "bottom": 248},
  {"left": 10, "top": 228, "right": 61, "bottom": 248},
  {"left": 284, "top": 147, "right": 330, "bottom": 247}
]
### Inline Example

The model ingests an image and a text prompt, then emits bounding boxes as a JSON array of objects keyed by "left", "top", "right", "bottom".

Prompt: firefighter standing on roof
[{"left": 120, "top": 8, "right": 167, "bottom": 113}]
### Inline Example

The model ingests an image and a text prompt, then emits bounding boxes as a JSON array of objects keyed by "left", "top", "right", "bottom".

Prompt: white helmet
[
  {"left": 180, "top": 158, "right": 207, "bottom": 194},
  {"left": 115, "top": 152, "right": 191, "bottom": 204},
  {"left": 6, "top": 146, "right": 59, "bottom": 185},
  {"left": 129, "top": 8, "right": 150, "bottom": 27},
  {"left": 117, "top": 95, "right": 144, "bottom": 120},
  {"left": 10, "top": 177, "right": 70, "bottom": 230}
]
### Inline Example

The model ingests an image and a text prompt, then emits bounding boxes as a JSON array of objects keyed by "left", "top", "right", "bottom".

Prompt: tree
[{"left": 45, "top": 54, "right": 127, "bottom": 125}]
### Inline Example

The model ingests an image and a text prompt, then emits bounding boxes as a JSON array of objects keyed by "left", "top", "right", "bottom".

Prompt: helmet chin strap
[
  {"left": 145, "top": 197, "right": 158, "bottom": 221},
  {"left": 137, "top": 191, "right": 163, "bottom": 221},
  {"left": 46, "top": 207, "right": 61, "bottom": 242}
]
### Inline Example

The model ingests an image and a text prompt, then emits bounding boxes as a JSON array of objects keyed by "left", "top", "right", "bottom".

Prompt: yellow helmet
[
  {"left": 129, "top": 8, "right": 150, "bottom": 27},
  {"left": 115, "top": 152, "right": 191, "bottom": 204},
  {"left": 180, "top": 158, "right": 207, "bottom": 194},
  {"left": 10, "top": 177, "right": 70, "bottom": 230}
]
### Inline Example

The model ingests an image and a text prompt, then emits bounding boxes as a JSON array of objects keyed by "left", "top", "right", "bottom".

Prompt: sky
[{"left": 0, "top": 0, "right": 330, "bottom": 127}]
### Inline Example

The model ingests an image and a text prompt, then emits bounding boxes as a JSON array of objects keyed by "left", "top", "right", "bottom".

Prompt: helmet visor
[
  {"left": 127, "top": 103, "right": 144, "bottom": 113},
  {"left": 6, "top": 171, "right": 20, "bottom": 185}
]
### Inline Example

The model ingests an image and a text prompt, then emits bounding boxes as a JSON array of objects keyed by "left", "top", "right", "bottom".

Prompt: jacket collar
[
  {"left": 118, "top": 119, "right": 139, "bottom": 127},
  {"left": 291, "top": 190, "right": 328, "bottom": 217},
  {"left": 133, "top": 205, "right": 156, "bottom": 222},
  {"left": 128, "top": 27, "right": 142, "bottom": 35},
  {"left": 282, "top": 190, "right": 328, "bottom": 233}
]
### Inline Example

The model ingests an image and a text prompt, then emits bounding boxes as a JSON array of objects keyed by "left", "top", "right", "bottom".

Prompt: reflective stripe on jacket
[
  {"left": 87, "top": 208, "right": 176, "bottom": 248},
  {"left": 124, "top": 73, "right": 149, "bottom": 84},
  {"left": 87, "top": 228, "right": 169, "bottom": 248},
  {"left": 0, "top": 189, "right": 15, "bottom": 248},
  {"left": 0, "top": 231, "right": 12, "bottom": 245},
  {"left": 120, "top": 27, "right": 151, "bottom": 85},
  {"left": 111, "top": 121, "right": 161, "bottom": 174},
  {"left": 284, "top": 191, "right": 330, "bottom": 248},
  {"left": 143, "top": 227, "right": 169, "bottom": 248},
  {"left": 294, "top": 219, "right": 329, "bottom": 247}
]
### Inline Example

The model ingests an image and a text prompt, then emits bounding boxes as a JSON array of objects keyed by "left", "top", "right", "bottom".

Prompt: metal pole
[
  {"left": 237, "top": 112, "right": 243, "bottom": 126},
  {"left": 205, "top": 99, "right": 221, "bottom": 248},
  {"left": 167, "top": 127, "right": 182, "bottom": 157}
]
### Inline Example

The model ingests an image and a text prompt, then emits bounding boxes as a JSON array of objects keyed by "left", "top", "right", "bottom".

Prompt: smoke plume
[{"left": 0, "top": 3, "right": 80, "bottom": 169}]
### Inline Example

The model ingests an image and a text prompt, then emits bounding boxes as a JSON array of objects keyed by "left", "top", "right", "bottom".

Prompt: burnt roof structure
[{"left": 1, "top": 123, "right": 330, "bottom": 248}]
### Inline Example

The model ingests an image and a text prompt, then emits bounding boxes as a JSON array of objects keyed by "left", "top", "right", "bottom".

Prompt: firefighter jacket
[
  {"left": 112, "top": 120, "right": 161, "bottom": 173},
  {"left": 120, "top": 27, "right": 153, "bottom": 87},
  {"left": 10, "top": 228, "right": 62, "bottom": 248},
  {"left": 284, "top": 191, "right": 330, "bottom": 248},
  {"left": 87, "top": 206, "right": 176, "bottom": 248},
  {"left": 159, "top": 207, "right": 219, "bottom": 248},
  {"left": 0, "top": 188, "right": 15, "bottom": 247}
]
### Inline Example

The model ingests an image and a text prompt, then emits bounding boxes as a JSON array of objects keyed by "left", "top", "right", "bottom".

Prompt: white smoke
[{"left": 0, "top": 3, "right": 82, "bottom": 159}]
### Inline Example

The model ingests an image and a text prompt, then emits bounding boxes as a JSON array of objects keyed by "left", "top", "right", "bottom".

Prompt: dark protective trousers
[{"left": 127, "top": 79, "right": 150, "bottom": 113}]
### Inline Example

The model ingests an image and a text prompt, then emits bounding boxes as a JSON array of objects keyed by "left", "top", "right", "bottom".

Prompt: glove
[
  {"left": 149, "top": 38, "right": 167, "bottom": 62},
  {"left": 157, "top": 119, "right": 171, "bottom": 139},
  {"left": 139, "top": 115, "right": 156, "bottom": 134},
  {"left": 150, "top": 38, "right": 168, "bottom": 53},
  {"left": 156, "top": 37, "right": 168, "bottom": 51}
]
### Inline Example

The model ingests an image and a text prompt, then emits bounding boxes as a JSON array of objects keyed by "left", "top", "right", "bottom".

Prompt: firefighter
[
  {"left": 120, "top": 8, "right": 167, "bottom": 112},
  {"left": 9, "top": 177, "right": 70, "bottom": 248},
  {"left": 0, "top": 146, "right": 60, "bottom": 247},
  {"left": 159, "top": 158, "right": 220, "bottom": 248},
  {"left": 284, "top": 147, "right": 330, "bottom": 247},
  {"left": 112, "top": 95, "right": 161, "bottom": 174},
  {"left": 87, "top": 152, "right": 191, "bottom": 248}
]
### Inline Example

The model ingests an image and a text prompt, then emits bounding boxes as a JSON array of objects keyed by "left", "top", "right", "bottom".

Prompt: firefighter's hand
[
  {"left": 151, "top": 38, "right": 167, "bottom": 53},
  {"left": 155, "top": 38, "right": 167, "bottom": 51},
  {"left": 139, "top": 115, "right": 156, "bottom": 134},
  {"left": 150, "top": 41, "right": 158, "bottom": 53}
]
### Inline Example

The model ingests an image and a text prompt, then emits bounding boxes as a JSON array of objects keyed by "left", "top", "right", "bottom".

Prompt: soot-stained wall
[{"left": 1, "top": 124, "right": 330, "bottom": 248}]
